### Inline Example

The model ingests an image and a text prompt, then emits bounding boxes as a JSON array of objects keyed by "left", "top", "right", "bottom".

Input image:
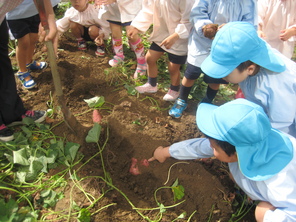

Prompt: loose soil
[{"left": 12, "top": 33, "right": 255, "bottom": 222}]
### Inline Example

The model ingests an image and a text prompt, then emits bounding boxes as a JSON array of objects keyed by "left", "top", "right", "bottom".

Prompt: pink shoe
[
  {"left": 135, "top": 83, "right": 158, "bottom": 93},
  {"left": 163, "top": 89, "right": 179, "bottom": 101},
  {"left": 133, "top": 63, "right": 147, "bottom": 79},
  {"left": 109, "top": 55, "right": 124, "bottom": 67}
]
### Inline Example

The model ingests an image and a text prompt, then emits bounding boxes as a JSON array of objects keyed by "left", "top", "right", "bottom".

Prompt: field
[{"left": 0, "top": 20, "right": 261, "bottom": 222}]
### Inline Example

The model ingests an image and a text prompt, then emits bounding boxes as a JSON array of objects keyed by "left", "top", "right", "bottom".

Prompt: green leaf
[
  {"left": 22, "top": 117, "right": 35, "bottom": 125},
  {"left": 13, "top": 148, "right": 30, "bottom": 165},
  {"left": 78, "top": 208, "right": 91, "bottom": 222},
  {"left": 124, "top": 84, "right": 137, "bottom": 95},
  {"left": 20, "top": 126, "right": 32, "bottom": 137},
  {"left": 64, "top": 142, "right": 80, "bottom": 164},
  {"left": 159, "top": 203, "right": 166, "bottom": 213},
  {"left": 85, "top": 123, "right": 101, "bottom": 143},
  {"left": 84, "top": 96, "right": 105, "bottom": 108},
  {"left": 172, "top": 185, "right": 185, "bottom": 202},
  {"left": 40, "top": 190, "right": 58, "bottom": 208}
]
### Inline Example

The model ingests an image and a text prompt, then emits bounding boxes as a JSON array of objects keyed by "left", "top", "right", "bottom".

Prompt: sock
[
  {"left": 204, "top": 85, "right": 218, "bottom": 103},
  {"left": 112, "top": 38, "right": 124, "bottom": 59},
  {"left": 170, "top": 84, "right": 180, "bottom": 92},
  {"left": 130, "top": 39, "right": 145, "bottom": 64},
  {"left": 76, "top": 37, "right": 84, "bottom": 42},
  {"left": 179, "top": 85, "right": 192, "bottom": 102},
  {"left": 148, "top": 77, "right": 157, "bottom": 87}
]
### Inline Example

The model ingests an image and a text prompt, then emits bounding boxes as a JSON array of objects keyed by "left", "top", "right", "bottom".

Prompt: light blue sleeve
[{"left": 169, "top": 138, "right": 214, "bottom": 160}]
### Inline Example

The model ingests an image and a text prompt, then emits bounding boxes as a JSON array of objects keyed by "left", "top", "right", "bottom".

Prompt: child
[
  {"left": 96, "top": 0, "right": 147, "bottom": 79},
  {"left": 258, "top": 0, "right": 296, "bottom": 59},
  {"left": 201, "top": 21, "right": 296, "bottom": 137},
  {"left": 129, "top": 0, "right": 195, "bottom": 101},
  {"left": 169, "top": 0, "right": 257, "bottom": 117},
  {"left": 56, "top": 0, "right": 110, "bottom": 57},
  {"left": 0, "top": 0, "right": 56, "bottom": 142},
  {"left": 6, "top": 0, "right": 60, "bottom": 89},
  {"left": 149, "top": 99, "right": 296, "bottom": 221}
]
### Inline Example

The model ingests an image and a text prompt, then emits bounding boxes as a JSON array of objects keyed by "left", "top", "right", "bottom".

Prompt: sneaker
[
  {"left": 8, "top": 110, "right": 46, "bottom": 126},
  {"left": 169, "top": 98, "right": 187, "bottom": 118},
  {"left": 95, "top": 45, "right": 105, "bottom": 57},
  {"left": 26, "top": 60, "right": 48, "bottom": 71},
  {"left": 78, "top": 39, "right": 87, "bottom": 51},
  {"left": 163, "top": 89, "right": 179, "bottom": 101},
  {"left": 16, "top": 71, "right": 36, "bottom": 89},
  {"left": 135, "top": 83, "right": 158, "bottom": 94},
  {"left": 0, "top": 125, "right": 14, "bottom": 142},
  {"left": 109, "top": 55, "right": 124, "bottom": 67},
  {"left": 23, "top": 110, "right": 46, "bottom": 123}
]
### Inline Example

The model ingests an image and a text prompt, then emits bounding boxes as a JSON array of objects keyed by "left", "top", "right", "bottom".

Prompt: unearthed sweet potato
[
  {"left": 92, "top": 109, "right": 102, "bottom": 123},
  {"left": 129, "top": 158, "right": 141, "bottom": 175}
]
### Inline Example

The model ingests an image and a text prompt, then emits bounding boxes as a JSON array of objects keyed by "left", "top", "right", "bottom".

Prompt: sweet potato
[{"left": 93, "top": 109, "right": 102, "bottom": 123}]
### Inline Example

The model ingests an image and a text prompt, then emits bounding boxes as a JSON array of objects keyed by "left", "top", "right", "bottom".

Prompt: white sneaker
[
  {"left": 163, "top": 89, "right": 179, "bottom": 101},
  {"left": 95, "top": 45, "right": 105, "bottom": 57},
  {"left": 135, "top": 83, "right": 158, "bottom": 93}
]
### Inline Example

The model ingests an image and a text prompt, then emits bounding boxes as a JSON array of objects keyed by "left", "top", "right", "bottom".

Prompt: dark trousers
[{"left": 0, "top": 19, "right": 26, "bottom": 125}]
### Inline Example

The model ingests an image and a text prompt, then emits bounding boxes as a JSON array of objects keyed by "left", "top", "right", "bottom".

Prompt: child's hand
[
  {"left": 127, "top": 26, "right": 139, "bottom": 40},
  {"left": 95, "top": 0, "right": 116, "bottom": 6},
  {"left": 257, "top": 30, "right": 266, "bottom": 39},
  {"left": 148, "top": 146, "right": 171, "bottom": 163},
  {"left": 95, "top": 34, "right": 104, "bottom": 46},
  {"left": 160, "top": 33, "right": 179, "bottom": 49},
  {"left": 279, "top": 27, "right": 296, "bottom": 41},
  {"left": 202, "top": 24, "right": 219, "bottom": 39}
]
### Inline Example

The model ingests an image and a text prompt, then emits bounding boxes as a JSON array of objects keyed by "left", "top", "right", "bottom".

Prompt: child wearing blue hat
[
  {"left": 201, "top": 21, "right": 296, "bottom": 138},
  {"left": 149, "top": 99, "right": 296, "bottom": 221}
]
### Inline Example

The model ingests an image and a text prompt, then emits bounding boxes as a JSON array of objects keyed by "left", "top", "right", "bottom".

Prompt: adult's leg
[{"left": 0, "top": 19, "right": 26, "bottom": 125}]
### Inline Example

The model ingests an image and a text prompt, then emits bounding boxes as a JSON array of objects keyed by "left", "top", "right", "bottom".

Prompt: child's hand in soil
[
  {"left": 94, "top": 34, "right": 104, "bottom": 46},
  {"left": 148, "top": 146, "right": 171, "bottom": 163}
]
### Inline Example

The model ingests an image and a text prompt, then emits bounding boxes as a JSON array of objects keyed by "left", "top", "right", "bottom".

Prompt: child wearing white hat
[{"left": 149, "top": 99, "right": 296, "bottom": 221}]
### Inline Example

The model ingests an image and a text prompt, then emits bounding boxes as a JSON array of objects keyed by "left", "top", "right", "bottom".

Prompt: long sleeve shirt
[
  {"left": 169, "top": 136, "right": 296, "bottom": 221},
  {"left": 239, "top": 49, "right": 296, "bottom": 137},
  {"left": 258, "top": 0, "right": 296, "bottom": 59},
  {"left": 131, "top": 0, "right": 195, "bottom": 56},
  {"left": 56, "top": 3, "right": 110, "bottom": 40},
  {"left": 187, "top": 0, "right": 257, "bottom": 66}
]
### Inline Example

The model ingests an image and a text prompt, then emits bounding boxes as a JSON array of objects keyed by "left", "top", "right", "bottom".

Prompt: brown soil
[{"left": 13, "top": 34, "right": 255, "bottom": 222}]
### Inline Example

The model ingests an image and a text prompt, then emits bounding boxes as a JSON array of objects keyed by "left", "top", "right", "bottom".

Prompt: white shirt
[
  {"left": 131, "top": 0, "right": 195, "bottom": 56},
  {"left": 258, "top": 0, "right": 296, "bottom": 59},
  {"left": 56, "top": 3, "right": 110, "bottom": 40}
]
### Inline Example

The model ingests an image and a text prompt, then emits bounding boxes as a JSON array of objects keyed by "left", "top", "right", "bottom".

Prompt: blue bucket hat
[
  {"left": 196, "top": 99, "right": 293, "bottom": 181},
  {"left": 201, "top": 22, "right": 286, "bottom": 78}
]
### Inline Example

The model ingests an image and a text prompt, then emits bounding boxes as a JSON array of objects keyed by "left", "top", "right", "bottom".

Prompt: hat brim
[
  {"left": 236, "top": 129, "right": 293, "bottom": 181},
  {"left": 201, "top": 38, "right": 285, "bottom": 79},
  {"left": 196, "top": 103, "right": 223, "bottom": 140},
  {"left": 201, "top": 54, "right": 237, "bottom": 79}
]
